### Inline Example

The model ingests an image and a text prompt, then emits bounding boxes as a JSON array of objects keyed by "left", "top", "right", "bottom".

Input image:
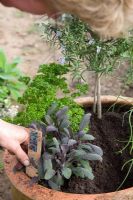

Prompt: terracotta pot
[{"left": 4, "top": 95, "right": 133, "bottom": 200}]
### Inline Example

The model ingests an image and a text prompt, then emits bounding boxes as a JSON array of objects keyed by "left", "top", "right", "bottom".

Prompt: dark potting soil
[{"left": 62, "top": 107, "right": 133, "bottom": 194}]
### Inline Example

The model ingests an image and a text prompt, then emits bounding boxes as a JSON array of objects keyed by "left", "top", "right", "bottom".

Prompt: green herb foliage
[
  {"left": 41, "top": 15, "right": 133, "bottom": 78},
  {"left": 0, "top": 49, "right": 27, "bottom": 107},
  {"left": 13, "top": 63, "right": 84, "bottom": 132},
  {"left": 41, "top": 15, "right": 133, "bottom": 118}
]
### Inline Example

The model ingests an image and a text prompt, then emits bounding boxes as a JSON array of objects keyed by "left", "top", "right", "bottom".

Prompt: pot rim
[
  {"left": 74, "top": 95, "right": 133, "bottom": 107},
  {"left": 4, "top": 95, "right": 133, "bottom": 200}
]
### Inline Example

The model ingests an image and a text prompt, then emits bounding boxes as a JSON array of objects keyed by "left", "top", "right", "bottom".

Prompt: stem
[
  {"left": 117, "top": 160, "right": 133, "bottom": 191},
  {"left": 93, "top": 74, "right": 98, "bottom": 113},
  {"left": 119, "top": 109, "right": 133, "bottom": 154},
  {"left": 97, "top": 73, "right": 102, "bottom": 119}
]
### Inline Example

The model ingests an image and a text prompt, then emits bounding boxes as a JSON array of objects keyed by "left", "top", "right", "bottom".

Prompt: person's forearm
[
  {"left": 0, "top": 0, "right": 46, "bottom": 14},
  {"left": 0, "top": 120, "right": 3, "bottom": 149},
  {"left": 0, "top": 0, "right": 58, "bottom": 15}
]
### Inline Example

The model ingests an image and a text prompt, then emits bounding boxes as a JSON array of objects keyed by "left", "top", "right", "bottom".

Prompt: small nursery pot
[{"left": 4, "top": 95, "right": 133, "bottom": 200}]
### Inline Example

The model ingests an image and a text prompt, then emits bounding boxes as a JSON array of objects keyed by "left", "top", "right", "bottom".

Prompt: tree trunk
[
  {"left": 93, "top": 74, "right": 98, "bottom": 113},
  {"left": 97, "top": 73, "right": 102, "bottom": 119}
]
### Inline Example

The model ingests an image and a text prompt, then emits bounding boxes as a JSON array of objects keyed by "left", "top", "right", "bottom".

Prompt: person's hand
[
  {"left": 0, "top": 119, "right": 30, "bottom": 166},
  {"left": 0, "top": 0, "right": 58, "bottom": 15}
]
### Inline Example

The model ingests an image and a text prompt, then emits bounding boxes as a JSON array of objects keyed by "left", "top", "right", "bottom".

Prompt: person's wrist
[
  {"left": 0, "top": 120, "right": 5, "bottom": 146},
  {"left": 0, "top": 127, "right": 2, "bottom": 147},
  {"left": 0, "top": 119, "right": 5, "bottom": 132}
]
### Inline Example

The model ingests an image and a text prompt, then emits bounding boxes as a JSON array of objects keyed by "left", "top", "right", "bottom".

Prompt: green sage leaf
[{"left": 62, "top": 167, "right": 72, "bottom": 179}]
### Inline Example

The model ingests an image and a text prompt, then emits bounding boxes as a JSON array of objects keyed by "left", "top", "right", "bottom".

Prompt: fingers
[
  {"left": 9, "top": 142, "right": 30, "bottom": 167},
  {"left": 0, "top": 120, "right": 30, "bottom": 166}
]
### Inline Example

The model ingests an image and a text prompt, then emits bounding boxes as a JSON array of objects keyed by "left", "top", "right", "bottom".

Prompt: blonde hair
[{"left": 52, "top": 0, "right": 133, "bottom": 37}]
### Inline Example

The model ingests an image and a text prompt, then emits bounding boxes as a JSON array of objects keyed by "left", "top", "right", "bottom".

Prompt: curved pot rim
[{"left": 4, "top": 95, "right": 133, "bottom": 200}]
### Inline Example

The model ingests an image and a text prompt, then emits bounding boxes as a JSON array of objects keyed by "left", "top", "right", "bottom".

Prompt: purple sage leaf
[
  {"left": 68, "top": 139, "right": 77, "bottom": 147},
  {"left": 89, "top": 144, "right": 103, "bottom": 156},
  {"left": 77, "top": 130, "right": 85, "bottom": 138},
  {"left": 46, "top": 125, "right": 58, "bottom": 133},
  {"left": 79, "top": 113, "right": 91, "bottom": 131},
  {"left": 56, "top": 106, "right": 68, "bottom": 120}
]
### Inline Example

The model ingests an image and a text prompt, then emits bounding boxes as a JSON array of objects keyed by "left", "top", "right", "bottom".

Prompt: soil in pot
[{"left": 61, "top": 105, "right": 133, "bottom": 194}]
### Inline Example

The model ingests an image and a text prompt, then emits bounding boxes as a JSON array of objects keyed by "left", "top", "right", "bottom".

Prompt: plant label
[{"left": 26, "top": 128, "right": 42, "bottom": 178}]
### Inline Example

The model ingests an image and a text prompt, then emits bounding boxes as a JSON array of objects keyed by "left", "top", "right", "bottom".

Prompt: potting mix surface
[{"left": 62, "top": 110, "right": 133, "bottom": 194}]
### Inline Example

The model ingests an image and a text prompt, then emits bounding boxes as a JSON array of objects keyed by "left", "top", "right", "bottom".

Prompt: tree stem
[
  {"left": 93, "top": 74, "right": 97, "bottom": 113},
  {"left": 97, "top": 73, "right": 102, "bottom": 119}
]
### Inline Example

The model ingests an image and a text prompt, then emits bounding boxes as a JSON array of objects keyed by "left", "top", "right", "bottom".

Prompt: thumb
[{"left": 10, "top": 142, "right": 30, "bottom": 167}]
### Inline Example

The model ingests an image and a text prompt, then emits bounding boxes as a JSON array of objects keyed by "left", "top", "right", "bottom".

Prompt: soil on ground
[
  {"left": 64, "top": 107, "right": 133, "bottom": 194},
  {"left": 0, "top": 170, "right": 12, "bottom": 200},
  {"left": 0, "top": 150, "right": 12, "bottom": 200}
]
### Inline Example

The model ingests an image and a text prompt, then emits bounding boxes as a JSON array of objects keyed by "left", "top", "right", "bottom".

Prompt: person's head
[
  {"left": 52, "top": 0, "right": 133, "bottom": 37},
  {"left": 2, "top": 0, "right": 133, "bottom": 37}
]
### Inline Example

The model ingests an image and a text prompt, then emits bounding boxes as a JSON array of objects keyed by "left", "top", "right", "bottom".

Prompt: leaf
[
  {"left": 58, "top": 115, "right": 68, "bottom": 123},
  {"left": 81, "top": 134, "right": 95, "bottom": 141},
  {"left": 56, "top": 106, "right": 68, "bottom": 120},
  {"left": 74, "top": 149, "right": 87, "bottom": 157},
  {"left": 7, "top": 81, "right": 26, "bottom": 90},
  {"left": 46, "top": 125, "right": 58, "bottom": 133},
  {"left": 62, "top": 167, "right": 72, "bottom": 179},
  {"left": 49, "top": 147, "right": 60, "bottom": 154},
  {"left": 38, "top": 157, "right": 44, "bottom": 179},
  {"left": 72, "top": 167, "right": 94, "bottom": 180},
  {"left": 10, "top": 88, "right": 21, "bottom": 100},
  {"left": 53, "top": 137, "right": 60, "bottom": 149},
  {"left": 39, "top": 122, "right": 46, "bottom": 134},
  {"left": 48, "top": 180, "right": 60, "bottom": 190},
  {"left": 121, "top": 51, "right": 130, "bottom": 58},
  {"left": 68, "top": 139, "right": 77, "bottom": 146},
  {"left": 43, "top": 152, "right": 52, "bottom": 160},
  {"left": 80, "top": 160, "right": 92, "bottom": 170},
  {"left": 61, "top": 136, "right": 69, "bottom": 144},
  {"left": 60, "top": 118, "right": 70, "bottom": 129},
  {"left": 29, "top": 122, "right": 38, "bottom": 130},
  {"left": 61, "top": 144, "right": 69, "bottom": 154},
  {"left": 43, "top": 158, "right": 53, "bottom": 172},
  {"left": 45, "top": 115, "right": 53, "bottom": 125},
  {"left": 79, "top": 113, "right": 91, "bottom": 131},
  {"left": 63, "top": 128, "right": 70, "bottom": 137},
  {"left": 10, "top": 66, "right": 21, "bottom": 74},
  {"left": 47, "top": 103, "right": 57, "bottom": 115},
  {"left": 89, "top": 144, "right": 103, "bottom": 156},
  {"left": 77, "top": 130, "right": 85, "bottom": 138},
  {"left": 83, "top": 169, "right": 94, "bottom": 180},
  {"left": 83, "top": 153, "right": 103, "bottom": 162},
  {"left": 11, "top": 57, "right": 21, "bottom": 68},
  {"left": 56, "top": 172, "right": 64, "bottom": 186},
  {"left": 0, "top": 49, "right": 6, "bottom": 68},
  {"left": 78, "top": 144, "right": 92, "bottom": 152},
  {"left": 44, "top": 169, "right": 56, "bottom": 180},
  {"left": 0, "top": 74, "right": 16, "bottom": 81},
  {"left": 68, "top": 149, "right": 86, "bottom": 161}
]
